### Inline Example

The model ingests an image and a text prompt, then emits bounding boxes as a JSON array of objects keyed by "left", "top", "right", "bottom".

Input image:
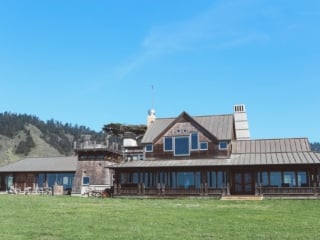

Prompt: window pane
[
  {"left": 175, "top": 137, "right": 189, "bottom": 156},
  {"left": 283, "top": 171, "right": 296, "bottom": 187},
  {"left": 297, "top": 172, "right": 307, "bottom": 187},
  {"left": 177, "top": 172, "right": 194, "bottom": 189},
  {"left": 270, "top": 172, "right": 281, "bottom": 187},
  {"left": 82, "top": 176, "right": 90, "bottom": 185},
  {"left": 164, "top": 137, "right": 173, "bottom": 151},
  {"left": 145, "top": 144, "right": 153, "bottom": 152},
  {"left": 191, "top": 133, "right": 198, "bottom": 150},
  {"left": 200, "top": 142, "right": 208, "bottom": 150},
  {"left": 261, "top": 172, "right": 269, "bottom": 186},
  {"left": 219, "top": 141, "right": 228, "bottom": 150},
  {"left": 217, "top": 172, "right": 224, "bottom": 188}
]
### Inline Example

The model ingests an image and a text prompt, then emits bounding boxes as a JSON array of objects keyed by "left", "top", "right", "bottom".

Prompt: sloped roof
[
  {"left": 142, "top": 113, "right": 234, "bottom": 143},
  {"left": 232, "top": 138, "right": 311, "bottom": 153},
  {"left": 113, "top": 138, "right": 320, "bottom": 168},
  {"left": 112, "top": 151, "right": 320, "bottom": 169},
  {"left": 0, "top": 156, "right": 77, "bottom": 172}
]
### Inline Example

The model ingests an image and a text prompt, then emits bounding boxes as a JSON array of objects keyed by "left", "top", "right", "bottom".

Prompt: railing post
[
  {"left": 118, "top": 183, "right": 121, "bottom": 196},
  {"left": 204, "top": 183, "right": 208, "bottom": 196},
  {"left": 161, "top": 183, "right": 165, "bottom": 196},
  {"left": 226, "top": 183, "right": 230, "bottom": 196},
  {"left": 313, "top": 182, "right": 318, "bottom": 197},
  {"left": 157, "top": 183, "right": 161, "bottom": 196},
  {"left": 255, "top": 183, "right": 259, "bottom": 196},
  {"left": 138, "top": 184, "right": 141, "bottom": 195},
  {"left": 141, "top": 183, "right": 145, "bottom": 196}
]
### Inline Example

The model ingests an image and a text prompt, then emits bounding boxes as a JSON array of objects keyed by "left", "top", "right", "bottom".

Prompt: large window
[
  {"left": 283, "top": 171, "right": 296, "bottom": 187},
  {"left": 207, "top": 171, "right": 225, "bottom": 188},
  {"left": 257, "top": 171, "right": 309, "bottom": 187},
  {"left": 177, "top": 172, "right": 200, "bottom": 189},
  {"left": 174, "top": 136, "right": 190, "bottom": 156}
]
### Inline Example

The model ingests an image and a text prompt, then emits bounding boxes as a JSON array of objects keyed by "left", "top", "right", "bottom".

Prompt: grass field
[{"left": 0, "top": 195, "right": 319, "bottom": 240}]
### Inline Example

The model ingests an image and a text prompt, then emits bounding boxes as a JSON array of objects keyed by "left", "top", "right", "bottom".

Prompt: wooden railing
[
  {"left": 114, "top": 183, "right": 225, "bottom": 197},
  {"left": 257, "top": 186, "right": 319, "bottom": 196}
]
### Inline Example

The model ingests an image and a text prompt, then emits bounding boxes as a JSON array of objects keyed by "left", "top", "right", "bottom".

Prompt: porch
[{"left": 114, "top": 183, "right": 320, "bottom": 198}]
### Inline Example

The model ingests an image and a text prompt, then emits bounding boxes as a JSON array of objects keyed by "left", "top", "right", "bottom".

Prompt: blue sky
[{"left": 0, "top": 0, "right": 319, "bottom": 142}]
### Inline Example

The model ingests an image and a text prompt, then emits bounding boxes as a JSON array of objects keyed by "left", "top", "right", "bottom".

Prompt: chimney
[
  {"left": 234, "top": 104, "right": 250, "bottom": 140},
  {"left": 147, "top": 109, "right": 156, "bottom": 127}
]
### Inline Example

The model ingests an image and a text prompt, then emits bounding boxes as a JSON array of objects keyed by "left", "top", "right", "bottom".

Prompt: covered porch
[{"left": 112, "top": 151, "right": 320, "bottom": 198}]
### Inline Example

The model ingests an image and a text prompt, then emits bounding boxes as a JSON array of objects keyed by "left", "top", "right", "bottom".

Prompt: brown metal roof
[
  {"left": 142, "top": 114, "right": 234, "bottom": 143},
  {"left": 0, "top": 156, "right": 77, "bottom": 172},
  {"left": 232, "top": 138, "right": 311, "bottom": 154},
  {"left": 111, "top": 151, "right": 320, "bottom": 169}
]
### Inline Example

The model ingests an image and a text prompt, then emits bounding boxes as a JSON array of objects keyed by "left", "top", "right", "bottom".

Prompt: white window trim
[
  {"left": 219, "top": 141, "right": 228, "bottom": 150},
  {"left": 190, "top": 132, "right": 199, "bottom": 151},
  {"left": 163, "top": 136, "right": 173, "bottom": 152},
  {"left": 200, "top": 141, "right": 208, "bottom": 151},
  {"left": 145, "top": 144, "right": 153, "bottom": 152},
  {"left": 82, "top": 176, "right": 90, "bottom": 185},
  {"left": 174, "top": 136, "right": 190, "bottom": 156}
]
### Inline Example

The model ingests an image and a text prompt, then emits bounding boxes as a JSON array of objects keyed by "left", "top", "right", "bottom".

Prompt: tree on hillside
[{"left": 103, "top": 123, "right": 147, "bottom": 136}]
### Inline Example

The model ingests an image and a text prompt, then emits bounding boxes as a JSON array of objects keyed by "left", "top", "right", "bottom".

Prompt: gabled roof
[
  {"left": 141, "top": 112, "right": 234, "bottom": 143},
  {"left": 0, "top": 156, "right": 77, "bottom": 173}
]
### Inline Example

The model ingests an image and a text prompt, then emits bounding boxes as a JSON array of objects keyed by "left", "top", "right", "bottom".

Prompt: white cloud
[{"left": 116, "top": 0, "right": 270, "bottom": 79}]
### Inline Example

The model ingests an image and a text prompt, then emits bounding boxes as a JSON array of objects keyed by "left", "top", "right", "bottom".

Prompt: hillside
[{"left": 0, "top": 112, "right": 105, "bottom": 166}]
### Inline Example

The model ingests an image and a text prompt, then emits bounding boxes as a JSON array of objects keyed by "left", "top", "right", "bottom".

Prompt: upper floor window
[
  {"left": 200, "top": 142, "right": 208, "bottom": 150},
  {"left": 164, "top": 137, "right": 173, "bottom": 151},
  {"left": 174, "top": 136, "right": 190, "bottom": 156},
  {"left": 219, "top": 141, "right": 228, "bottom": 150},
  {"left": 145, "top": 144, "right": 153, "bottom": 152},
  {"left": 191, "top": 132, "right": 198, "bottom": 151}
]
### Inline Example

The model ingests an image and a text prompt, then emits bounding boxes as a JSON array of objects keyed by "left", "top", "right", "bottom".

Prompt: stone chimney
[{"left": 234, "top": 104, "right": 250, "bottom": 140}]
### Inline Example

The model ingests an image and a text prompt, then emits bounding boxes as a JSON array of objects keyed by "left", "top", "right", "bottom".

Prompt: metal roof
[
  {"left": 141, "top": 114, "right": 234, "bottom": 143},
  {"left": 112, "top": 151, "right": 320, "bottom": 169},
  {"left": 232, "top": 138, "right": 311, "bottom": 153},
  {"left": 0, "top": 156, "right": 78, "bottom": 172}
]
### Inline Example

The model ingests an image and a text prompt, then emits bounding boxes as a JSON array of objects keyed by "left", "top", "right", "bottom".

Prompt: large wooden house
[
  {"left": 112, "top": 105, "right": 320, "bottom": 197},
  {"left": 1, "top": 104, "right": 319, "bottom": 198}
]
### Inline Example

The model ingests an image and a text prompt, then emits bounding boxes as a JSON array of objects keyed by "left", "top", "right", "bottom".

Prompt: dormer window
[
  {"left": 145, "top": 144, "right": 153, "bottom": 152},
  {"left": 219, "top": 141, "right": 228, "bottom": 150}
]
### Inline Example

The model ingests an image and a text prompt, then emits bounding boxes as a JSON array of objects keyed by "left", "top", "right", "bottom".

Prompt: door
[{"left": 232, "top": 172, "right": 254, "bottom": 194}]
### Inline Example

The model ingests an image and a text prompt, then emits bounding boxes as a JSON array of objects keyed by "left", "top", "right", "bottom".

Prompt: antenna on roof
[
  {"left": 151, "top": 84, "right": 155, "bottom": 110},
  {"left": 147, "top": 84, "right": 156, "bottom": 127}
]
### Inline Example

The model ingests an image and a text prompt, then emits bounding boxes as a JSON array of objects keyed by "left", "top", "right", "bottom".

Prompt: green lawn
[{"left": 0, "top": 195, "right": 319, "bottom": 239}]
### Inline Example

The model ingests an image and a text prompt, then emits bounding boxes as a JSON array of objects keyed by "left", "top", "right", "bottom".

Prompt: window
[
  {"left": 145, "top": 144, "right": 153, "bottom": 152},
  {"left": 219, "top": 141, "right": 228, "bottom": 150},
  {"left": 200, "top": 142, "right": 208, "bottom": 150},
  {"left": 191, "top": 133, "right": 198, "bottom": 150},
  {"left": 82, "top": 176, "right": 90, "bottom": 185},
  {"left": 163, "top": 137, "right": 173, "bottom": 151},
  {"left": 174, "top": 136, "right": 190, "bottom": 156}
]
